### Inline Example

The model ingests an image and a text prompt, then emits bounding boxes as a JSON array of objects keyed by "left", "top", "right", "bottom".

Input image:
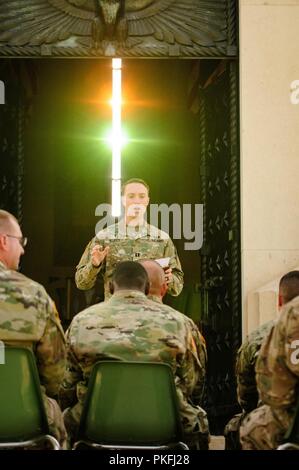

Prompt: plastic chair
[
  {"left": 0, "top": 346, "right": 60, "bottom": 450},
  {"left": 73, "top": 361, "right": 189, "bottom": 450}
]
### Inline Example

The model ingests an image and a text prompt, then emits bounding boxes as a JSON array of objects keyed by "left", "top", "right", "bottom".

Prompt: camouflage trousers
[
  {"left": 44, "top": 396, "right": 68, "bottom": 449},
  {"left": 181, "top": 404, "right": 210, "bottom": 449},
  {"left": 63, "top": 402, "right": 210, "bottom": 450},
  {"left": 224, "top": 412, "right": 246, "bottom": 450},
  {"left": 240, "top": 405, "right": 292, "bottom": 450}
]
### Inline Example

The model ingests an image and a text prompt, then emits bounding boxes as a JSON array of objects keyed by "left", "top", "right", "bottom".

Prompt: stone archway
[{"left": 0, "top": 0, "right": 240, "bottom": 433}]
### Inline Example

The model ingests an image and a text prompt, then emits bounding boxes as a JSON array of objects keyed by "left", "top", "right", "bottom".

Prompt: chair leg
[
  {"left": 43, "top": 435, "right": 61, "bottom": 450},
  {"left": 277, "top": 442, "right": 299, "bottom": 450}
]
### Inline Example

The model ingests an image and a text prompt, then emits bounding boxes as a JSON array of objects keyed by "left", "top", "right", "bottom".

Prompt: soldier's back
[{"left": 69, "top": 290, "right": 190, "bottom": 371}]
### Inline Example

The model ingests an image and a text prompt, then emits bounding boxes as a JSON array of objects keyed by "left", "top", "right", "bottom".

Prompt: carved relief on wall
[{"left": 0, "top": 0, "right": 233, "bottom": 58}]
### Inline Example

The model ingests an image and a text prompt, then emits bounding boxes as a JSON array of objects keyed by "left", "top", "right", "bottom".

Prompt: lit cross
[{"left": 111, "top": 58, "right": 122, "bottom": 217}]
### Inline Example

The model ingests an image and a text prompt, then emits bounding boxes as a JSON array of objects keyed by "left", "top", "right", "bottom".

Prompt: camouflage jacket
[
  {"left": 60, "top": 290, "right": 205, "bottom": 434},
  {"left": 148, "top": 293, "right": 207, "bottom": 405},
  {"left": 0, "top": 261, "right": 66, "bottom": 397},
  {"left": 75, "top": 221, "right": 183, "bottom": 299},
  {"left": 256, "top": 296, "right": 299, "bottom": 411},
  {"left": 236, "top": 320, "right": 275, "bottom": 412}
]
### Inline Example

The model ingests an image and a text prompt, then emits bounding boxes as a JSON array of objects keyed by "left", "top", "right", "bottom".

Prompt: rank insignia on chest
[{"left": 133, "top": 252, "right": 141, "bottom": 259}]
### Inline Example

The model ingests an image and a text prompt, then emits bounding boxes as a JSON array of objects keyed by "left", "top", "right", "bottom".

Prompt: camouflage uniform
[
  {"left": 236, "top": 320, "right": 275, "bottom": 413},
  {"left": 148, "top": 294, "right": 207, "bottom": 406},
  {"left": 224, "top": 320, "right": 274, "bottom": 449},
  {"left": 0, "top": 261, "right": 67, "bottom": 448},
  {"left": 240, "top": 296, "right": 299, "bottom": 450},
  {"left": 75, "top": 221, "right": 183, "bottom": 299},
  {"left": 59, "top": 290, "right": 209, "bottom": 448}
]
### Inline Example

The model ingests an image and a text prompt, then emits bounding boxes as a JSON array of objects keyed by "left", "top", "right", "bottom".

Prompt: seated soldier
[
  {"left": 139, "top": 259, "right": 209, "bottom": 448},
  {"left": 60, "top": 261, "right": 208, "bottom": 449},
  {"left": 238, "top": 271, "right": 299, "bottom": 449},
  {"left": 224, "top": 270, "right": 299, "bottom": 450},
  {"left": 0, "top": 210, "right": 67, "bottom": 448}
]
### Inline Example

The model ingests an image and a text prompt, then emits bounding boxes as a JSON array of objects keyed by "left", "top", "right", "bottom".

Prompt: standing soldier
[
  {"left": 75, "top": 178, "right": 183, "bottom": 299},
  {"left": 0, "top": 210, "right": 67, "bottom": 448},
  {"left": 60, "top": 261, "right": 207, "bottom": 448}
]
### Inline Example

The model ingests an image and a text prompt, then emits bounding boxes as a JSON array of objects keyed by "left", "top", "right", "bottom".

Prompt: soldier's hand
[
  {"left": 164, "top": 267, "right": 173, "bottom": 285},
  {"left": 91, "top": 244, "right": 109, "bottom": 268}
]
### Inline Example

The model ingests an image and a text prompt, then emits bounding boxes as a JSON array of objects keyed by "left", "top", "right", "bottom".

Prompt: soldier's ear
[
  {"left": 278, "top": 294, "right": 284, "bottom": 308},
  {"left": 109, "top": 282, "right": 114, "bottom": 295},
  {"left": 161, "top": 283, "right": 168, "bottom": 298},
  {"left": 0, "top": 234, "right": 9, "bottom": 252}
]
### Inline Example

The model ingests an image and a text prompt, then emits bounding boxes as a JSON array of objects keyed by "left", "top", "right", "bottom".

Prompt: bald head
[
  {"left": 139, "top": 259, "right": 167, "bottom": 299},
  {"left": 0, "top": 210, "right": 18, "bottom": 233},
  {"left": 0, "top": 210, "right": 24, "bottom": 270}
]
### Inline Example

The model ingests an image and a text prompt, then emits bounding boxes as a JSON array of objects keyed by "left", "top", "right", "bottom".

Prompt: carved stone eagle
[{"left": 0, "top": 0, "right": 226, "bottom": 54}]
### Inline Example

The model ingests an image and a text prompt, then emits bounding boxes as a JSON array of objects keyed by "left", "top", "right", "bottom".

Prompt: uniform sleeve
[
  {"left": 188, "top": 319, "right": 207, "bottom": 405},
  {"left": 36, "top": 298, "right": 66, "bottom": 398},
  {"left": 284, "top": 308, "right": 299, "bottom": 377},
  {"left": 164, "top": 238, "right": 184, "bottom": 296},
  {"left": 75, "top": 238, "right": 103, "bottom": 290},
  {"left": 256, "top": 317, "right": 296, "bottom": 409},
  {"left": 236, "top": 340, "right": 259, "bottom": 412},
  {"left": 58, "top": 323, "right": 83, "bottom": 410},
  {"left": 177, "top": 318, "right": 206, "bottom": 407}
]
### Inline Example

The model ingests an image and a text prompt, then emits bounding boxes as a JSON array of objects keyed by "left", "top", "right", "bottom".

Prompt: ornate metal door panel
[
  {"left": 0, "top": 0, "right": 237, "bottom": 59},
  {"left": 199, "top": 60, "right": 240, "bottom": 432},
  {"left": 0, "top": 62, "right": 24, "bottom": 219}
]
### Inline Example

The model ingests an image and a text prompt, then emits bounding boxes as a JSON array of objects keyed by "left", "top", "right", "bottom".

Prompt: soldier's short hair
[
  {"left": 113, "top": 261, "right": 149, "bottom": 292},
  {"left": 279, "top": 270, "right": 299, "bottom": 304},
  {"left": 0, "top": 210, "right": 18, "bottom": 233},
  {"left": 121, "top": 178, "right": 150, "bottom": 195}
]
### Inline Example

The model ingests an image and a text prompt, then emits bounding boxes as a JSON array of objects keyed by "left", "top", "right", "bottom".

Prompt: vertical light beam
[{"left": 111, "top": 58, "right": 122, "bottom": 217}]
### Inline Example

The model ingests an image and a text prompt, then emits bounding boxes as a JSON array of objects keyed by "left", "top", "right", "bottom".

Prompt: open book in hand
[{"left": 155, "top": 257, "right": 170, "bottom": 269}]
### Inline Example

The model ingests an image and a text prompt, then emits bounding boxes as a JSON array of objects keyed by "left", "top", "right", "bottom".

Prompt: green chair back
[
  {"left": 78, "top": 361, "right": 184, "bottom": 446},
  {"left": 0, "top": 346, "right": 49, "bottom": 442}
]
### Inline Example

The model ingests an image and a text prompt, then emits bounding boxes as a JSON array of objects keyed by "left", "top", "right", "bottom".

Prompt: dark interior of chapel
[{"left": 0, "top": 57, "right": 241, "bottom": 433}]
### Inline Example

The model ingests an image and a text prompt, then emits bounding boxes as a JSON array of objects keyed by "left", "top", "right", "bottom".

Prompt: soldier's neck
[{"left": 125, "top": 216, "right": 146, "bottom": 227}]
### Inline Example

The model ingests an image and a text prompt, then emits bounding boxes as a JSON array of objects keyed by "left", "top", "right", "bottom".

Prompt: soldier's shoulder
[
  {"left": 280, "top": 295, "right": 299, "bottom": 321},
  {"left": 70, "top": 301, "right": 109, "bottom": 324},
  {"left": 152, "top": 301, "right": 188, "bottom": 322},
  {"left": 147, "top": 224, "right": 170, "bottom": 240},
  {"left": 239, "top": 320, "right": 275, "bottom": 358},
  {"left": 4, "top": 269, "right": 48, "bottom": 297},
  {"left": 95, "top": 223, "right": 118, "bottom": 240},
  {"left": 248, "top": 320, "right": 275, "bottom": 344},
  {"left": 0, "top": 269, "right": 54, "bottom": 326}
]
